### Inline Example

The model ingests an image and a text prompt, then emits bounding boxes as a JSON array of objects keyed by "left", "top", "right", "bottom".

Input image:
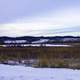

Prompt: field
[
  {"left": 0, "top": 64, "right": 80, "bottom": 80},
  {"left": 0, "top": 43, "right": 80, "bottom": 69}
]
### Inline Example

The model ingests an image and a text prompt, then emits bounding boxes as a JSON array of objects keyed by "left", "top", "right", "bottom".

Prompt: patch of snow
[
  {"left": 0, "top": 45, "right": 7, "bottom": 47},
  {"left": 32, "top": 39, "right": 49, "bottom": 43},
  {"left": 63, "top": 38, "right": 80, "bottom": 41},
  {"left": 45, "top": 44, "right": 71, "bottom": 47},
  {"left": 22, "top": 44, "right": 71, "bottom": 47},
  {"left": 0, "top": 64, "right": 80, "bottom": 80},
  {"left": 4, "top": 40, "right": 27, "bottom": 44},
  {"left": 0, "top": 44, "right": 71, "bottom": 47}
]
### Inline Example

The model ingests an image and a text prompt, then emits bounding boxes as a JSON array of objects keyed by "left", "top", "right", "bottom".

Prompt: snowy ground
[
  {"left": 1, "top": 44, "right": 71, "bottom": 47},
  {"left": 0, "top": 64, "right": 80, "bottom": 80}
]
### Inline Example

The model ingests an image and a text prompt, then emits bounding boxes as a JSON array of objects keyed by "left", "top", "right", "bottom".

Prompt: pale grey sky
[{"left": 0, "top": 0, "right": 80, "bottom": 36}]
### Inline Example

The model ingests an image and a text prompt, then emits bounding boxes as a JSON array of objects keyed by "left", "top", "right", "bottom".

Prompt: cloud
[{"left": 0, "top": 7, "right": 80, "bottom": 36}]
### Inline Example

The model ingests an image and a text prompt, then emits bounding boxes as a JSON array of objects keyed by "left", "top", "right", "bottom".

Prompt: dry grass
[{"left": 0, "top": 45, "right": 80, "bottom": 68}]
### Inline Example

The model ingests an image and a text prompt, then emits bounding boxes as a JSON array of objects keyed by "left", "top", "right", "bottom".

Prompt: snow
[
  {"left": 22, "top": 44, "right": 71, "bottom": 47},
  {"left": 4, "top": 40, "right": 27, "bottom": 44},
  {"left": 0, "top": 64, "right": 80, "bottom": 80},
  {"left": 0, "top": 44, "right": 71, "bottom": 47},
  {"left": 45, "top": 44, "right": 71, "bottom": 47},
  {"left": 32, "top": 39, "right": 49, "bottom": 43}
]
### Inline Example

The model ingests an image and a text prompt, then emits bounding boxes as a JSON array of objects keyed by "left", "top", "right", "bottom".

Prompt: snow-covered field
[
  {"left": 0, "top": 44, "right": 71, "bottom": 47},
  {"left": 0, "top": 64, "right": 80, "bottom": 80}
]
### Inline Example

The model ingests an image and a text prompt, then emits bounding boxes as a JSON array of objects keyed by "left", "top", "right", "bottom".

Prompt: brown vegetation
[{"left": 0, "top": 46, "right": 80, "bottom": 68}]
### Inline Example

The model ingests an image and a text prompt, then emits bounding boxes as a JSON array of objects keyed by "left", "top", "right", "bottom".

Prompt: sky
[{"left": 0, "top": 0, "right": 80, "bottom": 37}]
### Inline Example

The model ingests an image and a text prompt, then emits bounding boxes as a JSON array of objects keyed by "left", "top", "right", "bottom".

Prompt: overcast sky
[{"left": 0, "top": 0, "right": 80, "bottom": 37}]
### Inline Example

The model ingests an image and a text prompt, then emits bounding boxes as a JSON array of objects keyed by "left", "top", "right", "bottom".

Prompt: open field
[
  {"left": 1, "top": 64, "right": 80, "bottom": 80},
  {"left": 0, "top": 44, "right": 80, "bottom": 69}
]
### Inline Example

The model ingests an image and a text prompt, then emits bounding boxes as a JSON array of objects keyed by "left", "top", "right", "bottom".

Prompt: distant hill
[{"left": 0, "top": 36, "right": 80, "bottom": 45}]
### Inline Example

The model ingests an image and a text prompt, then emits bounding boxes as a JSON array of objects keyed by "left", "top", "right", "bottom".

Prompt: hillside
[{"left": 0, "top": 36, "right": 80, "bottom": 46}]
